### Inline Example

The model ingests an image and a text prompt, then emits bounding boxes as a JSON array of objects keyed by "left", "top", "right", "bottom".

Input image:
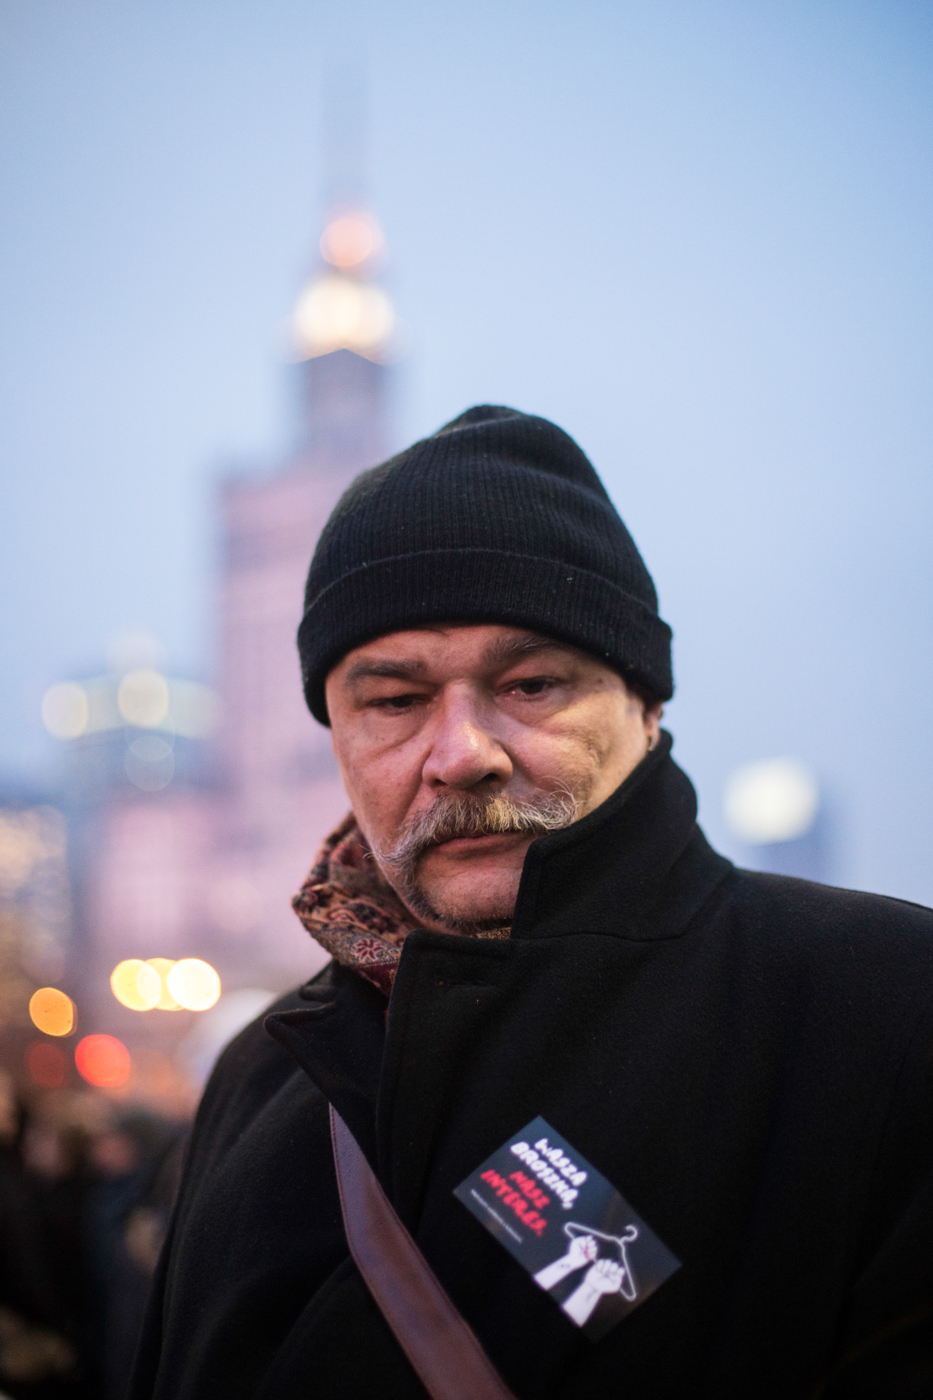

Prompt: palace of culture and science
[{"left": 4, "top": 208, "right": 397, "bottom": 1089}]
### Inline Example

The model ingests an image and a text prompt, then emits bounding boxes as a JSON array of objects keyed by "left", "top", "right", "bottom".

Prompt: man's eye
[
  {"left": 374, "top": 693, "right": 421, "bottom": 711},
  {"left": 511, "top": 678, "right": 551, "bottom": 696}
]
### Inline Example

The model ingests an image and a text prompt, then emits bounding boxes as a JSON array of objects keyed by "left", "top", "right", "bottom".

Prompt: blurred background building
[{"left": 1, "top": 203, "right": 396, "bottom": 1108}]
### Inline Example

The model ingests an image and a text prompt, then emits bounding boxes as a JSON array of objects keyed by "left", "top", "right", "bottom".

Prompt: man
[{"left": 131, "top": 406, "right": 933, "bottom": 1399}]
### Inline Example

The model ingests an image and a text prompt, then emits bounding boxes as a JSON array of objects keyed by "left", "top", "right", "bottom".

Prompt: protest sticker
[{"left": 454, "top": 1116, "right": 680, "bottom": 1341}]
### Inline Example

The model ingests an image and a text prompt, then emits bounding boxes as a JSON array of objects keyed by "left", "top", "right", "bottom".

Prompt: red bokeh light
[
  {"left": 74, "top": 1034, "right": 131, "bottom": 1088},
  {"left": 25, "top": 1040, "right": 68, "bottom": 1088}
]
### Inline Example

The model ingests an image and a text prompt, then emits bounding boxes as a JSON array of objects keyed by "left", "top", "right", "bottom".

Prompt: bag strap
[{"left": 329, "top": 1106, "right": 517, "bottom": 1400}]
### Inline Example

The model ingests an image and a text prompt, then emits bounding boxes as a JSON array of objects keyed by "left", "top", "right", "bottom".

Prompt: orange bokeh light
[
  {"left": 75, "top": 1034, "right": 131, "bottom": 1088},
  {"left": 146, "top": 959, "right": 183, "bottom": 1011},
  {"left": 28, "top": 987, "right": 75, "bottom": 1037},
  {"left": 110, "top": 959, "right": 161, "bottom": 1011},
  {"left": 25, "top": 1040, "right": 68, "bottom": 1088}
]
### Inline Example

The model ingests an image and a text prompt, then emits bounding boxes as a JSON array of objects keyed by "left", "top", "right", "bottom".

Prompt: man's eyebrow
[
  {"left": 343, "top": 658, "right": 430, "bottom": 686},
  {"left": 481, "top": 633, "right": 568, "bottom": 667}
]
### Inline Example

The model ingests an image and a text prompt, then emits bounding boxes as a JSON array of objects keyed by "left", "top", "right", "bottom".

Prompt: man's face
[{"left": 325, "top": 624, "right": 661, "bottom": 935}]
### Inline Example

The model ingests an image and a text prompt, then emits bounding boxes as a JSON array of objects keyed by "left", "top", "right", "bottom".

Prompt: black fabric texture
[
  {"left": 297, "top": 405, "right": 673, "bottom": 723},
  {"left": 131, "top": 737, "right": 933, "bottom": 1400}
]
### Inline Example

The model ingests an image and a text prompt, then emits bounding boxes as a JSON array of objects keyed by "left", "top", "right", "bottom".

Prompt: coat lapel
[{"left": 265, "top": 964, "right": 386, "bottom": 1168}]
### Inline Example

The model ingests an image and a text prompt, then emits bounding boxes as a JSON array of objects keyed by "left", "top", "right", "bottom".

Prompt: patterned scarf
[{"left": 292, "top": 813, "right": 509, "bottom": 996}]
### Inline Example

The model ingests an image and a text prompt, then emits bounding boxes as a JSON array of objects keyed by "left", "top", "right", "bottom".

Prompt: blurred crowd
[{"left": 0, "top": 1070, "right": 186, "bottom": 1400}]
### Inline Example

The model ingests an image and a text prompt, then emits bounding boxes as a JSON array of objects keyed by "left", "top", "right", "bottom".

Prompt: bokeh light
[
  {"left": 25, "top": 1040, "right": 68, "bottom": 1088},
  {"left": 75, "top": 1034, "right": 131, "bottom": 1088},
  {"left": 723, "top": 758, "right": 819, "bottom": 845},
  {"left": 41, "top": 682, "right": 88, "bottom": 739},
  {"left": 116, "top": 668, "right": 170, "bottom": 727},
  {"left": 28, "top": 986, "right": 76, "bottom": 1036},
  {"left": 167, "top": 958, "right": 221, "bottom": 1011},
  {"left": 110, "top": 959, "right": 161, "bottom": 1011},
  {"left": 294, "top": 275, "right": 394, "bottom": 360},
  {"left": 320, "top": 212, "right": 384, "bottom": 269},
  {"left": 146, "top": 958, "right": 183, "bottom": 1010}
]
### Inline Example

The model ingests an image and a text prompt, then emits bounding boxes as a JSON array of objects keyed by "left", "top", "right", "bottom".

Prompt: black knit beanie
[{"left": 298, "top": 405, "right": 673, "bottom": 724}]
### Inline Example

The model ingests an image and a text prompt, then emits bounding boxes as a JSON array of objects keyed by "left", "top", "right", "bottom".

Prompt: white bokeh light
[
  {"left": 167, "top": 958, "right": 222, "bottom": 1012},
  {"left": 293, "top": 274, "right": 394, "bottom": 360},
  {"left": 117, "top": 668, "right": 170, "bottom": 728},
  {"left": 41, "top": 682, "right": 89, "bottom": 739},
  {"left": 723, "top": 758, "right": 819, "bottom": 845}
]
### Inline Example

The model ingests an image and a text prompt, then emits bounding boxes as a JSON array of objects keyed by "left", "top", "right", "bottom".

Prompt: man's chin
[
  {"left": 384, "top": 838, "right": 530, "bottom": 934},
  {"left": 400, "top": 876, "right": 518, "bottom": 936}
]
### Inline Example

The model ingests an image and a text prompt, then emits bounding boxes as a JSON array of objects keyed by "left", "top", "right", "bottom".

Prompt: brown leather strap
[{"left": 329, "top": 1106, "right": 517, "bottom": 1400}]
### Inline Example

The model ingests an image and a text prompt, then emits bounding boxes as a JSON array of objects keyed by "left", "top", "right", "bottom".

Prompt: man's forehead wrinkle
[
  {"left": 345, "top": 657, "right": 430, "bottom": 685},
  {"left": 343, "top": 629, "right": 563, "bottom": 686},
  {"left": 481, "top": 632, "right": 565, "bottom": 667}
]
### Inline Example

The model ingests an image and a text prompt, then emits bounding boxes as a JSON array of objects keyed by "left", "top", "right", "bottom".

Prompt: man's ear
[
  {"left": 643, "top": 701, "right": 663, "bottom": 745},
  {"left": 622, "top": 676, "right": 662, "bottom": 728}
]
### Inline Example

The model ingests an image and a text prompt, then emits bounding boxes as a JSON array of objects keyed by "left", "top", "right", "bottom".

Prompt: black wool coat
[{"left": 131, "top": 737, "right": 933, "bottom": 1400}]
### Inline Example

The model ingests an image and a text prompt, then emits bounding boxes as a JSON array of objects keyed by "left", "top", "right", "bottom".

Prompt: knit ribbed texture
[{"left": 298, "top": 405, "right": 673, "bottom": 723}]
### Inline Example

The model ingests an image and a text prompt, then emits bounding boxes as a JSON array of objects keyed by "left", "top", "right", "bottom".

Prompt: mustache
[{"left": 374, "top": 788, "right": 579, "bottom": 873}]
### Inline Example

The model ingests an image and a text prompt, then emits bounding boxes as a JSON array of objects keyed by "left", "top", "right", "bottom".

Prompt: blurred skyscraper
[
  {"left": 207, "top": 205, "right": 393, "bottom": 985},
  {"left": 26, "top": 207, "right": 396, "bottom": 1078}
]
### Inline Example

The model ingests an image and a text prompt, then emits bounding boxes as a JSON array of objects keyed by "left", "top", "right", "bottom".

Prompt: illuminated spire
[
  {"left": 291, "top": 60, "right": 395, "bottom": 363},
  {"left": 292, "top": 208, "right": 395, "bottom": 362}
]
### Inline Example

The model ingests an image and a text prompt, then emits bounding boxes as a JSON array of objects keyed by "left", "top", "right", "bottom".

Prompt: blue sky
[{"left": 1, "top": 0, "right": 931, "bottom": 899}]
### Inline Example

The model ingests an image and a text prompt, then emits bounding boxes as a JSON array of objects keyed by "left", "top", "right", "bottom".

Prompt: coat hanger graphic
[{"left": 564, "top": 1221, "right": 639, "bottom": 1301}]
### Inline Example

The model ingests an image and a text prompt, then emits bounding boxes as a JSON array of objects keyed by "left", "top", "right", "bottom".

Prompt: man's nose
[{"left": 421, "top": 691, "right": 512, "bottom": 791}]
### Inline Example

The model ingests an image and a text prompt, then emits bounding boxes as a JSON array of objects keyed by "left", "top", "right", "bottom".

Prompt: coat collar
[
  {"left": 266, "top": 735, "right": 732, "bottom": 1168},
  {"left": 265, "top": 965, "right": 386, "bottom": 1165},
  {"left": 512, "top": 731, "right": 731, "bottom": 942}
]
